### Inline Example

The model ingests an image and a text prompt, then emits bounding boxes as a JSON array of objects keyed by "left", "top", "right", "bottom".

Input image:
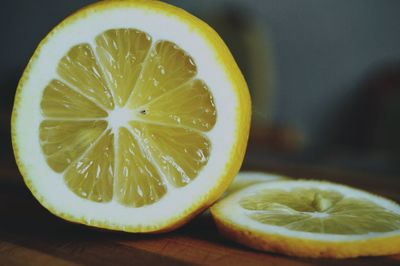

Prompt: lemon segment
[
  {"left": 129, "top": 122, "right": 210, "bottom": 187},
  {"left": 58, "top": 44, "right": 114, "bottom": 110},
  {"left": 64, "top": 130, "right": 114, "bottom": 202},
  {"left": 143, "top": 79, "right": 216, "bottom": 131},
  {"left": 116, "top": 127, "right": 166, "bottom": 207},
  {"left": 96, "top": 29, "right": 152, "bottom": 107},
  {"left": 41, "top": 80, "right": 108, "bottom": 118},
  {"left": 128, "top": 41, "right": 197, "bottom": 109},
  {"left": 39, "top": 120, "right": 107, "bottom": 172}
]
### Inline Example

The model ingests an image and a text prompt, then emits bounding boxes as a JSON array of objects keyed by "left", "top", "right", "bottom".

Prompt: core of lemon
[
  {"left": 211, "top": 179, "right": 400, "bottom": 258},
  {"left": 12, "top": 0, "right": 251, "bottom": 232}
]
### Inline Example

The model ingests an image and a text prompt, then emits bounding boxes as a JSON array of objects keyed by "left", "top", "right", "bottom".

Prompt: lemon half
[{"left": 12, "top": 0, "right": 251, "bottom": 232}]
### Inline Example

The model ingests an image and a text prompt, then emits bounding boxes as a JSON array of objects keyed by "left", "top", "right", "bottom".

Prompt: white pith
[
  {"left": 14, "top": 4, "right": 239, "bottom": 229},
  {"left": 108, "top": 107, "right": 135, "bottom": 131},
  {"left": 213, "top": 180, "right": 400, "bottom": 241}
]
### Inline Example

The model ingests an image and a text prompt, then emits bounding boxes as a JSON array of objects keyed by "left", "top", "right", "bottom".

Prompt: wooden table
[{"left": 1, "top": 160, "right": 399, "bottom": 266}]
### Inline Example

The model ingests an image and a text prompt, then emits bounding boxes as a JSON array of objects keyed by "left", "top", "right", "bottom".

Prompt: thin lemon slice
[
  {"left": 12, "top": 0, "right": 251, "bottom": 232},
  {"left": 225, "top": 171, "right": 288, "bottom": 195},
  {"left": 211, "top": 179, "right": 400, "bottom": 258}
]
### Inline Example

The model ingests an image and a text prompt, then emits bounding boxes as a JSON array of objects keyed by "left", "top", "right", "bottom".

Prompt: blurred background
[{"left": 1, "top": 0, "right": 400, "bottom": 183}]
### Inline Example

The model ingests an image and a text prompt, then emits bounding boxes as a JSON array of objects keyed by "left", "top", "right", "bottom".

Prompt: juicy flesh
[
  {"left": 40, "top": 29, "right": 216, "bottom": 207},
  {"left": 240, "top": 188, "right": 400, "bottom": 235}
]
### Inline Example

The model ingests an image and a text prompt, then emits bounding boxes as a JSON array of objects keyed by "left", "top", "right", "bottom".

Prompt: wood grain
[{"left": 0, "top": 162, "right": 399, "bottom": 265}]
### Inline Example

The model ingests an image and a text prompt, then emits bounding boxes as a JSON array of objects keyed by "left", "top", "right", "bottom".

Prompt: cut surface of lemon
[
  {"left": 12, "top": 0, "right": 250, "bottom": 232},
  {"left": 211, "top": 180, "right": 400, "bottom": 258}
]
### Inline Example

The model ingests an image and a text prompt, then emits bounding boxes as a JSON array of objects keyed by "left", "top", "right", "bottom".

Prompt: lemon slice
[
  {"left": 226, "top": 171, "right": 288, "bottom": 195},
  {"left": 211, "top": 180, "right": 400, "bottom": 258},
  {"left": 12, "top": 0, "right": 251, "bottom": 232}
]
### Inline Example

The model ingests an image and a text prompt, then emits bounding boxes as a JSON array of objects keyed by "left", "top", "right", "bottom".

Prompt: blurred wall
[
  {"left": 0, "top": 0, "right": 95, "bottom": 163},
  {"left": 1, "top": 0, "right": 400, "bottom": 164},
  {"left": 166, "top": 0, "right": 400, "bottom": 149}
]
